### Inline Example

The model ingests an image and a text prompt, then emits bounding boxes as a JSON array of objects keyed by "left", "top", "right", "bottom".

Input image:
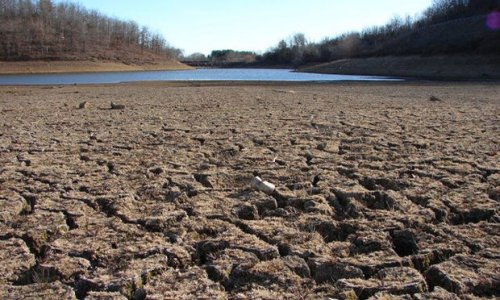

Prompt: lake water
[{"left": 0, "top": 68, "right": 400, "bottom": 85}]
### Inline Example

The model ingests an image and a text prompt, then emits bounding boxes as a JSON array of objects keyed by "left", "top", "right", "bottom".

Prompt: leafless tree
[
  {"left": 260, "top": 0, "right": 499, "bottom": 65},
  {"left": 0, "top": 0, "right": 180, "bottom": 61}
]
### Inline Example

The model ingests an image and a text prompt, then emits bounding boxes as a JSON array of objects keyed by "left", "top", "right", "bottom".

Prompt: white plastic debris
[
  {"left": 251, "top": 176, "right": 276, "bottom": 194},
  {"left": 250, "top": 176, "right": 262, "bottom": 189}
]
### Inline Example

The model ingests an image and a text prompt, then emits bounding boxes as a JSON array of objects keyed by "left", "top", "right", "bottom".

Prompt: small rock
[
  {"left": 193, "top": 173, "right": 213, "bottom": 188},
  {"left": 235, "top": 204, "right": 259, "bottom": 220},
  {"left": 274, "top": 158, "right": 287, "bottom": 166},
  {"left": 78, "top": 101, "right": 90, "bottom": 109},
  {"left": 110, "top": 102, "right": 125, "bottom": 110},
  {"left": 149, "top": 166, "right": 164, "bottom": 175},
  {"left": 317, "top": 142, "right": 327, "bottom": 151},
  {"left": 252, "top": 138, "right": 265, "bottom": 146},
  {"left": 305, "top": 150, "right": 314, "bottom": 160},
  {"left": 80, "top": 155, "right": 91, "bottom": 162},
  {"left": 429, "top": 96, "right": 442, "bottom": 102}
]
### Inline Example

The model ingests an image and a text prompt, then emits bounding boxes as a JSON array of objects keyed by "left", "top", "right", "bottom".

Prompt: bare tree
[
  {"left": 260, "top": 0, "right": 499, "bottom": 65},
  {"left": 184, "top": 52, "right": 207, "bottom": 61},
  {"left": 0, "top": 0, "right": 180, "bottom": 61}
]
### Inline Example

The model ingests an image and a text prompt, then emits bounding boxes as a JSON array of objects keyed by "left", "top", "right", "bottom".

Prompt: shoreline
[
  {"left": 2, "top": 79, "right": 500, "bottom": 89},
  {"left": 298, "top": 55, "right": 500, "bottom": 80},
  {"left": 2, "top": 60, "right": 500, "bottom": 86},
  {"left": 0, "top": 60, "right": 193, "bottom": 75},
  {"left": 3, "top": 55, "right": 500, "bottom": 82}
]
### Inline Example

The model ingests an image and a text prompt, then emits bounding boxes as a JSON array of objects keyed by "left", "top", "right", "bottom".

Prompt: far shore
[
  {"left": 298, "top": 55, "right": 500, "bottom": 80},
  {"left": 0, "top": 60, "right": 193, "bottom": 75},
  {"left": 2, "top": 56, "right": 500, "bottom": 82}
]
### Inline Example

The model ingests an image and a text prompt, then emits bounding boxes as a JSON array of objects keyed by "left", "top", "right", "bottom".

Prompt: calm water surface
[{"left": 0, "top": 68, "right": 400, "bottom": 85}]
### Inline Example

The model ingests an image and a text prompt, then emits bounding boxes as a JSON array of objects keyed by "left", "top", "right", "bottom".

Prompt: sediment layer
[{"left": 0, "top": 82, "right": 498, "bottom": 299}]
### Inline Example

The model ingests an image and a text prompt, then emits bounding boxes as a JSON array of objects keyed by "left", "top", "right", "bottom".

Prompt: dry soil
[{"left": 0, "top": 82, "right": 498, "bottom": 299}]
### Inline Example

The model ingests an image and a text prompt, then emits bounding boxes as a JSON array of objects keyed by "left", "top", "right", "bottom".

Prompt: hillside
[
  {"left": 260, "top": 0, "right": 500, "bottom": 78},
  {"left": 351, "top": 14, "right": 499, "bottom": 58},
  {"left": 298, "top": 55, "right": 500, "bottom": 80},
  {"left": 0, "top": 0, "right": 188, "bottom": 73},
  {"left": 298, "top": 12, "right": 500, "bottom": 79}
]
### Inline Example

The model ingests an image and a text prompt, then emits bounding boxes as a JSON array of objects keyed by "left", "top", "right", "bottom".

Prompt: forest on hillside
[
  {"left": 183, "top": 0, "right": 500, "bottom": 66},
  {"left": 259, "top": 0, "right": 500, "bottom": 66},
  {"left": 2, "top": 0, "right": 499, "bottom": 65},
  {"left": 0, "top": 0, "right": 181, "bottom": 62}
]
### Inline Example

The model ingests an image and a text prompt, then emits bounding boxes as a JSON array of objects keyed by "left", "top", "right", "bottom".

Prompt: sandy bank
[
  {"left": 0, "top": 60, "right": 192, "bottom": 74},
  {"left": 298, "top": 55, "right": 500, "bottom": 80}
]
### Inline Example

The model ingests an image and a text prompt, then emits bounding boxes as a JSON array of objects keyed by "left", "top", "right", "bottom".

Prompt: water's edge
[{"left": 0, "top": 68, "right": 401, "bottom": 85}]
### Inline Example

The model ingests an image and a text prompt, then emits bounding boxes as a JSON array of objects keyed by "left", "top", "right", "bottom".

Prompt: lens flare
[{"left": 487, "top": 11, "right": 500, "bottom": 30}]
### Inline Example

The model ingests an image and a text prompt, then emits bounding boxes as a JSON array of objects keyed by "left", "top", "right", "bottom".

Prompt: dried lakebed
[{"left": 0, "top": 82, "right": 498, "bottom": 299}]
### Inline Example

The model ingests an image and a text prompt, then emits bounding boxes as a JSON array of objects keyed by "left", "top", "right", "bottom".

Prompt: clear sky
[{"left": 60, "top": 0, "right": 434, "bottom": 55}]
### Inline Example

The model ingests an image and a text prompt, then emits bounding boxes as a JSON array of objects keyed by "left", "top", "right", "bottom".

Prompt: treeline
[
  {"left": 183, "top": 50, "right": 257, "bottom": 64},
  {"left": 260, "top": 0, "right": 500, "bottom": 65},
  {"left": 0, "top": 0, "right": 181, "bottom": 61}
]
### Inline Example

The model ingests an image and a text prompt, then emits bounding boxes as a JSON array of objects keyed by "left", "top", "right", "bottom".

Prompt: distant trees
[
  {"left": 423, "top": 0, "right": 471, "bottom": 23},
  {"left": 259, "top": 0, "right": 500, "bottom": 66},
  {"left": 262, "top": 33, "right": 319, "bottom": 65},
  {"left": 183, "top": 52, "right": 207, "bottom": 62},
  {"left": 421, "top": 0, "right": 500, "bottom": 23},
  {"left": 0, "top": 0, "right": 181, "bottom": 61},
  {"left": 208, "top": 50, "right": 256, "bottom": 63}
]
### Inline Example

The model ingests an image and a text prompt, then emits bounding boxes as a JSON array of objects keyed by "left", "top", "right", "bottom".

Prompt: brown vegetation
[
  {"left": 0, "top": 0, "right": 182, "bottom": 63},
  {"left": 260, "top": 0, "right": 500, "bottom": 66}
]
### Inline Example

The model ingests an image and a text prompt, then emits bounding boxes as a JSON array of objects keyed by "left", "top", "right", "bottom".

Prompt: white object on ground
[{"left": 251, "top": 176, "right": 276, "bottom": 194}]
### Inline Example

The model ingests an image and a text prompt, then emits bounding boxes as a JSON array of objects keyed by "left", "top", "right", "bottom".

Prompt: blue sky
[{"left": 61, "top": 0, "right": 433, "bottom": 55}]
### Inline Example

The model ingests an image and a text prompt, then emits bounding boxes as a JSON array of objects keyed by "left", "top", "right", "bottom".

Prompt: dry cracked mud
[{"left": 0, "top": 82, "right": 498, "bottom": 299}]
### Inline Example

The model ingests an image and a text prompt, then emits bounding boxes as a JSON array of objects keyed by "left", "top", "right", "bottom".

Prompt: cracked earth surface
[{"left": 0, "top": 82, "right": 498, "bottom": 299}]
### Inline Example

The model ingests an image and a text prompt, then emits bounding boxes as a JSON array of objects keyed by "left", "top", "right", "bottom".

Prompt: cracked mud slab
[{"left": 0, "top": 82, "right": 498, "bottom": 299}]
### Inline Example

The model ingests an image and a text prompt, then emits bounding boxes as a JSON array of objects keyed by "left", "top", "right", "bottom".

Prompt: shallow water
[{"left": 0, "top": 68, "right": 401, "bottom": 85}]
